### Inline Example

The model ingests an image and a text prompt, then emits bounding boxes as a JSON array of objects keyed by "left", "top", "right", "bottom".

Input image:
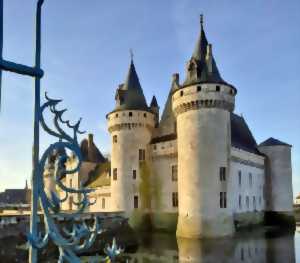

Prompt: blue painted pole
[
  {"left": 0, "top": 0, "right": 3, "bottom": 110},
  {"left": 29, "top": 1, "right": 44, "bottom": 262}
]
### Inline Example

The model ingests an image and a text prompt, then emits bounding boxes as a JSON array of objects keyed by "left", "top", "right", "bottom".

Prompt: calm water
[{"left": 123, "top": 226, "right": 300, "bottom": 262}]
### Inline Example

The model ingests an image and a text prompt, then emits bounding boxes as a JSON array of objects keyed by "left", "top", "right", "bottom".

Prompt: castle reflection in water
[{"left": 127, "top": 227, "right": 298, "bottom": 263}]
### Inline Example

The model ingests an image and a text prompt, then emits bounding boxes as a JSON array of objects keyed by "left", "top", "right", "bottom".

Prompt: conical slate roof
[
  {"left": 150, "top": 95, "right": 158, "bottom": 108},
  {"left": 259, "top": 137, "right": 291, "bottom": 147},
  {"left": 183, "top": 16, "right": 228, "bottom": 87},
  {"left": 114, "top": 60, "right": 149, "bottom": 112}
]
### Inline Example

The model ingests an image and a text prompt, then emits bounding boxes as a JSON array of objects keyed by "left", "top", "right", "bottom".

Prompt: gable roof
[{"left": 230, "top": 113, "right": 261, "bottom": 154}]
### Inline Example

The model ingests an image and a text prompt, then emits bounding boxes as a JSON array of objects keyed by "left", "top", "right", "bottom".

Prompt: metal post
[
  {"left": 0, "top": 0, "right": 3, "bottom": 109},
  {"left": 29, "top": 1, "right": 44, "bottom": 262}
]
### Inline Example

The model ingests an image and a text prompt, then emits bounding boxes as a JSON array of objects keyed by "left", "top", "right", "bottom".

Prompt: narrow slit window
[
  {"left": 134, "top": 195, "right": 138, "bottom": 209},
  {"left": 238, "top": 170, "right": 242, "bottom": 186},
  {"left": 133, "top": 170, "right": 137, "bottom": 180},
  {"left": 113, "top": 135, "right": 117, "bottom": 143},
  {"left": 139, "top": 149, "right": 146, "bottom": 161},
  {"left": 113, "top": 168, "right": 117, "bottom": 180},
  {"left": 220, "top": 167, "right": 226, "bottom": 181},
  {"left": 171, "top": 165, "right": 178, "bottom": 181},
  {"left": 172, "top": 192, "right": 178, "bottom": 207}
]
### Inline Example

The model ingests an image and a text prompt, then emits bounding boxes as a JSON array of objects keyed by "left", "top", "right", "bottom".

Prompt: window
[
  {"left": 153, "top": 144, "right": 157, "bottom": 150},
  {"left": 239, "top": 195, "right": 242, "bottom": 210},
  {"left": 172, "top": 165, "right": 178, "bottom": 181},
  {"left": 259, "top": 196, "right": 262, "bottom": 206},
  {"left": 134, "top": 195, "right": 138, "bottom": 209},
  {"left": 70, "top": 179, "right": 72, "bottom": 188},
  {"left": 220, "top": 192, "right": 227, "bottom": 208},
  {"left": 220, "top": 167, "right": 226, "bottom": 181},
  {"left": 172, "top": 192, "right": 178, "bottom": 207},
  {"left": 180, "top": 90, "right": 184, "bottom": 96},
  {"left": 133, "top": 170, "right": 137, "bottom": 180},
  {"left": 129, "top": 112, "right": 133, "bottom": 117},
  {"left": 238, "top": 170, "right": 242, "bottom": 186},
  {"left": 249, "top": 173, "right": 253, "bottom": 187},
  {"left": 115, "top": 113, "right": 118, "bottom": 118},
  {"left": 113, "top": 168, "right": 117, "bottom": 180},
  {"left": 113, "top": 135, "right": 117, "bottom": 143},
  {"left": 139, "top": 149, "right": 146, "bottom": 161},
  {"left": 143, "top": 113, "right": 147, "bottom": 118},
  {"left": 216, "top": 85, "right": 220, "bottom": 92},
  {"left": 253, "top": 196, "right": 256, "bottom": 210},
  {"left": 246, "top": 196, "right": 249, "bottom": 210},
  {"left": 197, "top": 86, "right": 202, "bottom": 92},
  {"left": 102, "top": 198, "right": 105, "bottom": 209}
]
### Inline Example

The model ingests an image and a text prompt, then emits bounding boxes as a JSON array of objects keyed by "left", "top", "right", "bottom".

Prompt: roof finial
[
  {"left": 130, "top": 48, "right": 134, "bottom": 62},
  {"left": 200, "top": 14, "right": 204, "bottom": 28}
]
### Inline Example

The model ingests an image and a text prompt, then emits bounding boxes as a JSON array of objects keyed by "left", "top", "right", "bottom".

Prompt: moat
[{"left": 1, "top": 224, "right": 299, "bottom": 262}]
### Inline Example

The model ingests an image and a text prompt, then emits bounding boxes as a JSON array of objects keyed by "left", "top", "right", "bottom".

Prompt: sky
[{"left": 0, "top": 0, "right": 299, "bottom": 196}]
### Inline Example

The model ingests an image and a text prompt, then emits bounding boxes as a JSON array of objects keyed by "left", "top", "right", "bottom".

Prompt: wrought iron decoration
[{"left": 0, "top": 1, "right": 124, "bottom": 262}]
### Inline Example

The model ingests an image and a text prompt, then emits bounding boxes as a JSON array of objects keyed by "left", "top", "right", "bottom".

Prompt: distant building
[
  {"left": 295, "top": 194, "right": 300, "bottom": 205},
  {"left": 49, "top": 17, "right": 294, "bottom": 238},
  {"left": 0, "top": 180, "right": 31, "bottom": 206}
]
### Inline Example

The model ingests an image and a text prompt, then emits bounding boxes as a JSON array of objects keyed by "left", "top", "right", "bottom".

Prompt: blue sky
[{"left": 0, "top": 0, "right": 299, "bottom": 196}]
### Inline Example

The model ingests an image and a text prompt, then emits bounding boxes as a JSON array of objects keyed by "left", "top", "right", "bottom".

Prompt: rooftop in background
[{"left": 259, "top": 137, "right": 292, "bottom": 147}]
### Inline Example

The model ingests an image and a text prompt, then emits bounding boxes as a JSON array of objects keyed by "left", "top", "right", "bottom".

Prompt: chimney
[
  {"left": 172, "top": 73, "right": 179, "bottom": 86},
  {"left": 88, "top": 133, "right": 94, "bottom": 147}
]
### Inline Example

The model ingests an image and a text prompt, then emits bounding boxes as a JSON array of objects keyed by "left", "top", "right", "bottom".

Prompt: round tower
[
  {"left": 173, "top": 17, "right": 237, "bottom": 238},
  {"left": 258, "top": 138, "right": 295, "bottom": 226},
  {"left": 107, "top": 59, "right": 155, "bottom": 215}
]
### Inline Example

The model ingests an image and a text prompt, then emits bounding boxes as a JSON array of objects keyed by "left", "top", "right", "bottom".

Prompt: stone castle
[{"left": 46, "top": 17, "right": 294, "bottom": 238}]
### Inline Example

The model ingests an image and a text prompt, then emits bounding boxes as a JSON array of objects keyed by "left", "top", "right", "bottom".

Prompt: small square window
[
  {"left": 216, "top": 85, "right": 220, "bottom": 92},
  {"left": 129, "top": 112, "right": 133, "bottom": 117},
  {"left": 197, "top": 86, "right": 202, "bottom": 92},
  {"left": 115, "top": 113, "right": 119, "bottom": 118},
  {"left": 143, "top": 113, "right": 147, "bottom": 118}
]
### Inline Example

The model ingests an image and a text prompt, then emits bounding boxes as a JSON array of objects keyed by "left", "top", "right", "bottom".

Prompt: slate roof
[
  {"left": 150, "top": 95, "right": 158, "bottom": 108},
  {"left": 230, "top": 113, "right": 261, "bottom": 154},
  {"left": 151, "top": 113, "right": 261, "bottom": 156},
  {"left": 183, "top": 17, "right": 234, "bottom": 90},
  {"left": 113, "top": 60, "right": 149, "bottom": 112},
  {"left": 259, "top": 137, "right": 291, "bottom": 147},
  {"left": 80, "top": 134, "right": 106, "bottom": 163}
]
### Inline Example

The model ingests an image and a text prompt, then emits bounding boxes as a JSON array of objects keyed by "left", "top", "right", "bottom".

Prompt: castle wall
[
  {"left": 88, "top": 186, "right": 111, "bottom": 212},
  {"left": 258, "top": 144, "right": 294, "bottom": 226},
  {"left": 229, "top": 147, "right": 265, "bottom": 226},
  {"left": 150, "top": 139, "right": 178, "bottom": 231},
  {"left": 107, "top": 110, "right": 155, "bottom": 215},
  {"left": 173, "top": 83, "right": 236, "bottom": 238}
]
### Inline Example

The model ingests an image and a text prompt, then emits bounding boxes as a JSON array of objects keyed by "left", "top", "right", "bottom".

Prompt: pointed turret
[
  {"left": 150, "top": 95, "right": 159, "bottom": 128},
  {"left": 114, "top": 58, "right": 149, "bottom": 112},
  {"left": 192, "top": 14, "right": 208, "bottom": 61},
  {"left": 184, "top": 15, "right": 228, "bottom": 87}
]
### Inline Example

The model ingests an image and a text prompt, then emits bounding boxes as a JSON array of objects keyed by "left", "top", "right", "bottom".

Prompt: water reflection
[{"left": 127, "top": 228, "right": 296, "bottom": 263}]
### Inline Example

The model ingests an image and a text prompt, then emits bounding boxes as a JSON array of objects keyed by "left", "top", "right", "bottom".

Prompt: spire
[
  {"left": 192, "top": 14, "right": 208, "bottom": 61},
  {"left": 184, "top": 15, "right": 229, "bottom": 86},
  {"left": 150, "top": 95, "right": 158, "bottom": 108},
  {"left": 113, "top": 58, "right": 149, "bottom": 112}
]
